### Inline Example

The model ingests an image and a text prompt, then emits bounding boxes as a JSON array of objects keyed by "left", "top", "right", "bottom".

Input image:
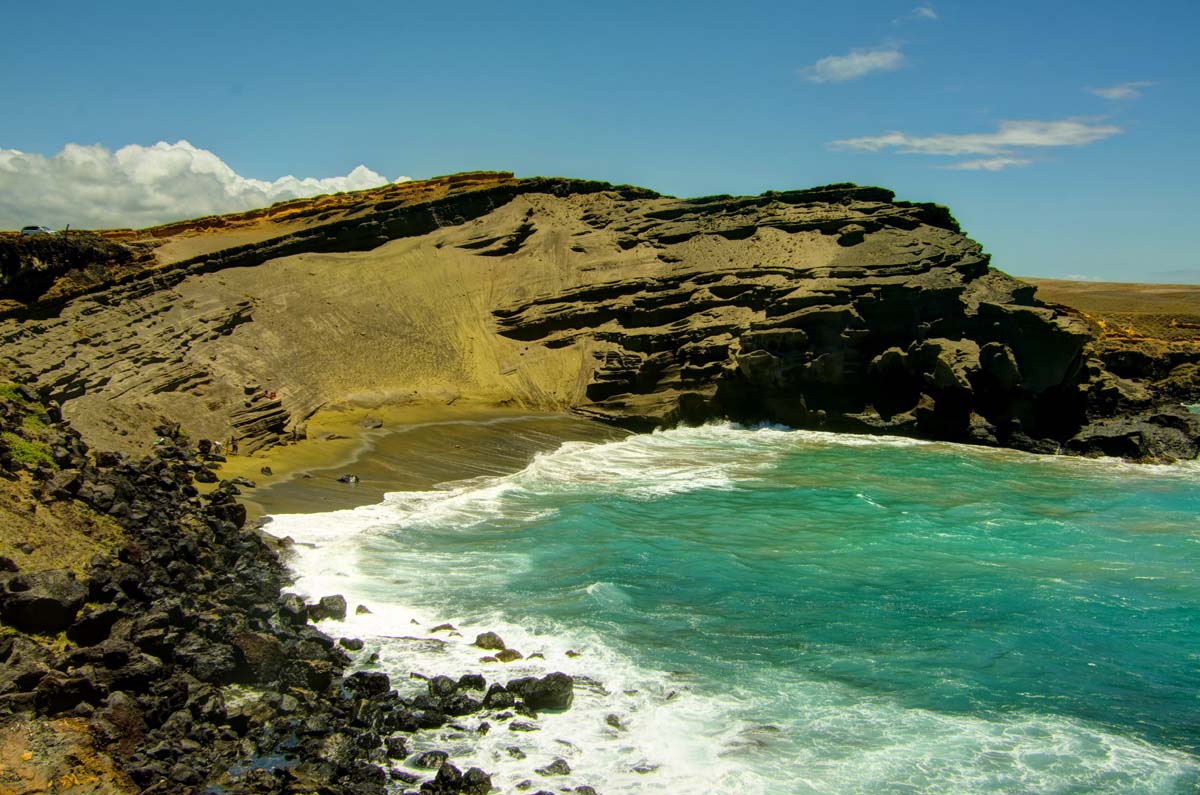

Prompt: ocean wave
[
  {"left": 266, "top": 424, "right": 1200, "bottom": 546},
  {"left": 250, "top": 526, "right": 1200, "bottom": 794},
  {"left": 263, "top": 423, "right": 1200, "bottom": 793}
]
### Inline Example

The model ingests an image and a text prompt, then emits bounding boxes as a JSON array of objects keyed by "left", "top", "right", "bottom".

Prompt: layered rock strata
[{"left": 0, "top": 173, "right": 1195, "bottom": 459}]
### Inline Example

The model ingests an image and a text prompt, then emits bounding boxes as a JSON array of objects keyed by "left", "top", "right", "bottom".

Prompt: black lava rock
[{"left": 0, "top": 569, "right": 88, "bottom": 633}]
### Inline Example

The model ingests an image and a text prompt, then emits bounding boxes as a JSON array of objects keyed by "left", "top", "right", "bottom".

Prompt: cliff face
[
  {"left": 0, "top": 173, "right": 1195, "bottom": 459},
  {"left": 489, "top": 186, "right": 1090, "bottom": 448}
]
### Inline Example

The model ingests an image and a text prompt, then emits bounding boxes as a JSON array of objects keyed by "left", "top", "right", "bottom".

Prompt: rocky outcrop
[
  {"left": 0, "top": 173, "right": 1195, "bottom": 460},
  {"left": 0, "top": 569, "right": 88, "bottom": 633},
  {"left": 0, "top": 383, "right": 586, "bottom": 794},
  {"left": 487, "top": 185, "right": 1196, "bottom": 457}
]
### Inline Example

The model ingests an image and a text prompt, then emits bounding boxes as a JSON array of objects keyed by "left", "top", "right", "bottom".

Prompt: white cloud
[
  {"left": 0, "top": 140, "right": 409, "bottom": 230},
  {"left": 1087, "top": 81, "right": 1153, "bottom": 100},
  {"left": 831, "top": 119, "right": 1121, "bottom": 157},
  {"left": 1063, "top": 273, "right": 1101, "bottom": 281},
  {"left": 939, "top": 157, "right": 1032, "bottom": 171},
  {"left": 899, "top": 5, "right": 938, "bottom": 22},
  {"left": 801, "top": 46, "right": 905, "bottom": 83},
  {"left": 893, "top": 6, "right": 937, "bottom": 24}
]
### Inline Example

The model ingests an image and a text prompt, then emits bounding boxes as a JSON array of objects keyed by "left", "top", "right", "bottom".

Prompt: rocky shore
[
  {"left": 1, "top": 172, "right": 1198, "bottom": 790},
  {"left": 0, "top": 383, "right": 587, "bottom": 794}
]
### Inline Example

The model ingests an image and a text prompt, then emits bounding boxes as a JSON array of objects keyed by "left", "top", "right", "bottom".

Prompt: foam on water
[{"left": 265, "top": 423, "right": 1200, "bottom": 794}]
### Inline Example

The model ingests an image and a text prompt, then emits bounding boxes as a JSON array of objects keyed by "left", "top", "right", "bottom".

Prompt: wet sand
[{"left": 217, "top": 402, "right": 628, "bottom": 519}]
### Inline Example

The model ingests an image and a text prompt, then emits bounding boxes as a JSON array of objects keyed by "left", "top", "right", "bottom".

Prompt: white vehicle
[{"left": 20, "top": 226, "right": 54, "bottom": 236}]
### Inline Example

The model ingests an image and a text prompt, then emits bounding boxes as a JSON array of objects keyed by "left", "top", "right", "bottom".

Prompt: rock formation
[
  {"left": 0, "top": 380, "right": 581, "bottom": 793},
  {"left": 0, "top": 171, "right": 1195, "bottom": 459}
]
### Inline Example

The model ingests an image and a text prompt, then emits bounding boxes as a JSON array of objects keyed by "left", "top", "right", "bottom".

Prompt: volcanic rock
[
  {"left": 474, "top": 631, "right": 506, "bottom": 650},
  {"left": 1, "top": 173, "right": 1189, "bottom": 461},
  {"left": 310, "top": 594, "right": 348, "bottom": 621},
  {"left": 512, "top": 672, "right": 574, "bottom": 711},
  {"left": 535, "top": 758, "right": 571, "bottom": 776},
  {"left": 0, "top": 569, "right": 88, "bottom": 633}
]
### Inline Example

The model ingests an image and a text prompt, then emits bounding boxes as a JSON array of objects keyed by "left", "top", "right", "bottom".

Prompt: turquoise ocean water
[{"left": 267, "top": 424, "right": 1200, "bottom": 794}]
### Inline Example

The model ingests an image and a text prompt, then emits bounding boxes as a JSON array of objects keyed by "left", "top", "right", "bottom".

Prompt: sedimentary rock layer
[{"left": 0, "top": 172, "right": 1195, "bottom": 459}]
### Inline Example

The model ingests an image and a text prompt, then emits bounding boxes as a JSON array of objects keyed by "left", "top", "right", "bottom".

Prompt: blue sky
[{"left": 2, "top": 0, "right": 1197, "bottom": 282}]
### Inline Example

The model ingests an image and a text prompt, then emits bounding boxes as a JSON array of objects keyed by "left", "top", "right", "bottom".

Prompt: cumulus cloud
[
  {"left": 0, "top": 140, "right": 409, "bottom": 230},
  {"left": 831, "top": 119, "right": 1121, "bottom": 162},
  {"left": 1087, "top": 81, "right": 1153, "bottom": 100},
  {"left": 801, "top": 46, "right": 905, "bottom": 83},
  {"left": 939, "top": 157, "right": 1032, "bottom": 171}
]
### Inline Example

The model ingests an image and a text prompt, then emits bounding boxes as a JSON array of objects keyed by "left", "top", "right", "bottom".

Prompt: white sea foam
[
  {"left": 264, "top": 423, "right": 1200, "bottom": 794},
  {"left": 266, "top": 544, "right": 1200, "bottom": 794}
]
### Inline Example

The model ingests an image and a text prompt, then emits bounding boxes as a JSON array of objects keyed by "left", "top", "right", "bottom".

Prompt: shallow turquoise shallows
[{"left": 268, "top": 424, "right": 1200, "bottom": 795}]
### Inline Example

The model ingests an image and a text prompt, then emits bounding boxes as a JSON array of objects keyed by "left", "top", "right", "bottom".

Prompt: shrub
[{"left": 1, "top": 431, "right": 56, "bottom": 470}]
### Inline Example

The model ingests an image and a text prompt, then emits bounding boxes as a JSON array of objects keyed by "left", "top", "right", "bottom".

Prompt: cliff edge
[{"left": 1, "top": 172, "right": 1195, "bottom": 460}]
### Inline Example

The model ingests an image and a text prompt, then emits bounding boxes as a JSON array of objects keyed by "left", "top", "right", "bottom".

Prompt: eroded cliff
[{"left": 1, "top": 172, "right": 1195, "bottom": 460}]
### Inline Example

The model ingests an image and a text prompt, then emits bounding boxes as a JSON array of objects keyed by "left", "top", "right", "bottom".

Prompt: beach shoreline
[
  {"left": 218, "top": 400, "right": 628, "bottom": 519},
  {"left": 236, "top": 402, "right": 638, "bottom": 791}
]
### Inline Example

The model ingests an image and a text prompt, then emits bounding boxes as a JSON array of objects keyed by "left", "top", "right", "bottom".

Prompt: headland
[{"left": 1, "top": 173, "right": 1198, "bottom": 793}]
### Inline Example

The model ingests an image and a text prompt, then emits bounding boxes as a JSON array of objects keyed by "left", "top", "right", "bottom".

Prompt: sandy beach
[{"left": 217, "top": 401, "right": 628, "bottom": 518}]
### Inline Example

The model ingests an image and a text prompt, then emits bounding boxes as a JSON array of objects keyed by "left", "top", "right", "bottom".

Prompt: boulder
[
  {"left": 279, "top": 593, "right": 308, "bottom": 625},
  {"left": 462, "top": 767, "right": 493, "bottom": 795},
  {"left": 175, "top": 640, "right": 238, "bottom": 683},
  {"left": 310, "top": 594, "right": 348, "bottom": 621},
  {"left": 515, "top": 672, "right": 574, "bottom": 711},
  {"left": 482, "top": 684, "right": 514, "bottom": 710},
  {"left": 440, "top": 693, "right": 482, "bottom": 717},
  {"left": 0, "top": 569, "right": 88, "bottom": 633},
  {"left": 508, "top": 720, "right": 539, "bottom": 732},
  {"left": 385, "top": 735, "right": 408, "bottom": 759},
  {"left": 473, "top": 631, "right": 506, "bottom": 650},
  {"left": 457, "top": 673, "right": 486, "bottom": 691},
  {"left": 66, "top": 605, "right": 126, "bottom": 646},
  {"left": 1069, "top": 412, "right": 1200, "bottom": 461},
  {"left": 428, "top": 675, "right": 457, "bottom": 699},
  {"left": 427, "top": 762, "right": 462, "bottom": 791},
  {"left": 0, "top": 636, "right": 53, "bottom": 695},
  {"left": 344, "top": 671, "right": 392, "bottom": 698},
  {"left": 34, "top": 673, "right": 103, "bottom": 716},
  {"left": 535, "top": 758, "right": 571, "bottom": 776},
  {"left": 38, "top": 468, "right": 81, "bottom": 501},
  {"left": 413, "top": 709, "right": 448, "bottom": 729},
  {"left": 412, "top": 750, "right": 449, "bottom": 769},
  {"left": 231, "top": 631, "right": 287, "bottom": 683}
]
